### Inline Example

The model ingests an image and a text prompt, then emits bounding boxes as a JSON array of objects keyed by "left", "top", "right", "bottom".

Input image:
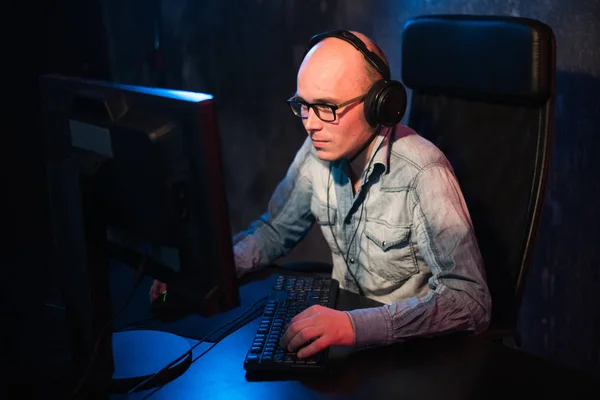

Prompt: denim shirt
[{"left": 232, "top": 124, "right": 491, "bottom": 348}]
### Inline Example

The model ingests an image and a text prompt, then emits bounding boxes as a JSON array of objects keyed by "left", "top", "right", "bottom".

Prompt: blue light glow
[{"left": 112, "top": 83, "right": 213, "bottom": 102}]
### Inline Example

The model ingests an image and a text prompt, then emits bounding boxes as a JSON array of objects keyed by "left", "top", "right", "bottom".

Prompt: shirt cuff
[{"left": 346, "top": 306, "right": 391, "bottom": 348}]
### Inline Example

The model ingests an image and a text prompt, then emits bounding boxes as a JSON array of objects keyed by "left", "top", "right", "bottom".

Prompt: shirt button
[
  {"left": 382, "top": 241, "right": 386, "bottom": 246},
  {"left": 349, "top": 258, "right": 355, "bottom": 263}
]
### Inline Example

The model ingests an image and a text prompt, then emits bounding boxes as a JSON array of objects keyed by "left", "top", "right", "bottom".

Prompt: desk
[{"left": 119, "top": 268, "right": 598, "bottom": 400}]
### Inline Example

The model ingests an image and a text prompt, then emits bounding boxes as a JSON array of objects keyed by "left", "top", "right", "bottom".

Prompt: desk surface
[{"left": 119, "top": 268, "right": 599, "bottom": 400}]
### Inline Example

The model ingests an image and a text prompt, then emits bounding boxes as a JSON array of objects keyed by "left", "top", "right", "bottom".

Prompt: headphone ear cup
[
  {"left": 363, "top": 80, "right": 384, "bottom": 128},
  {"left": 363, "top": 80, "right": 407, "bottom": 127}
]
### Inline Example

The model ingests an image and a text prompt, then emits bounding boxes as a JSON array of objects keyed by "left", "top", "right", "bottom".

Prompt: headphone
[{"left": 305, "top": 30, "right": 407, "bottom": 128}]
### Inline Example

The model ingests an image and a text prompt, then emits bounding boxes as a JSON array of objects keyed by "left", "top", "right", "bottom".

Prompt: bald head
[{"left": 300, "top": 31, "right": 389, "bottom": 93}]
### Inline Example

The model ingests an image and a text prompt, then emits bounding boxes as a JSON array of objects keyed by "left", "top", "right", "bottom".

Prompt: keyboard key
[
  {"left": 246, "top": 354, "right": 259, "bottom": 363},
  {"left": 304, "top": 354, "right": 321, "bottom": 364}
]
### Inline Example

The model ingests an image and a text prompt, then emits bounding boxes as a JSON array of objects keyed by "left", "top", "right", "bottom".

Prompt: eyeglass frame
[{"left": 286, "top": 94, "right": 366, "bottom": 122}]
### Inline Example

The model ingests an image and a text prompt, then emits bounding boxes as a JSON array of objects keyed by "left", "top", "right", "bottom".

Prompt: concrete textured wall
[{"left": 103, "top": 0, "right": 600, "bottom": 373}]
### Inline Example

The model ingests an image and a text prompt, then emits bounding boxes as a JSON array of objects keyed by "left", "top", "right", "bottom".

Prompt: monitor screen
[{"left": 39, "top": 74, "right": 241, "bottom": 391}]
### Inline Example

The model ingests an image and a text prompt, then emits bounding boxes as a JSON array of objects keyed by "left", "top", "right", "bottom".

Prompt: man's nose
[{"left": 304, "top": 107, "right": 322, "bottom": 132}]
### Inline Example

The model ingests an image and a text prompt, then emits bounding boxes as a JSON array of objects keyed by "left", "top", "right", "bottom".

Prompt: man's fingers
[
  {"left": 289, "top": 305, "right": 320, "bottom": 325},
  {"left": 296, "top": 335, "right": 330, "bottom": 359},
  {"left": 286, "top": 326, "right": 323, "bottom": 352},
  {"left": 279, "top": 315, "right": 316, "bottom": 349},
  {"left": 149, "top": 281, "right": 166, "bottom": 301}
]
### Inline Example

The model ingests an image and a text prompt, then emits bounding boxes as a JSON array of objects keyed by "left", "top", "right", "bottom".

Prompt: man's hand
[
  {"left": 279, "top": 305, "right": 355, "bottom": 358},
  {"left": 149, "top": 280, "right": 167, "bottom": 302}
]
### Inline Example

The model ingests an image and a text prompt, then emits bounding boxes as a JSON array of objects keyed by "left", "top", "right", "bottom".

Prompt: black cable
[
  {"left": 139, "top": 306, "right": 265, "bottom": 400},
  {"left": 117, "top": 296, "right": 268, "bottom": 399},
  {"left": 189, "top": 311, "right": 262, "bottom": 365},
  {"left": 129, "top": 298, "right": 266, "bottom": 399},
  {"left": 69, "top": 253, "right": 148, "bottom": 398}
]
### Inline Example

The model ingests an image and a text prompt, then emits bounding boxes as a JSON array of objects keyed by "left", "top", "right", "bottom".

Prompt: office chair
[{"left": 401, "top": 15, "right": 556, "bottom": 345}]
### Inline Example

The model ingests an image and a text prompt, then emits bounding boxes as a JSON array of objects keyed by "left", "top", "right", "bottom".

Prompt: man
[{"left": 151, "top": 31, "right": 491, "bottom": 359}]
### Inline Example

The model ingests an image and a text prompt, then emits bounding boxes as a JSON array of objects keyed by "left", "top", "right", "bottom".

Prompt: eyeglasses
[{"left": 286, "top": 94, "right": 366, "bottom": 122}]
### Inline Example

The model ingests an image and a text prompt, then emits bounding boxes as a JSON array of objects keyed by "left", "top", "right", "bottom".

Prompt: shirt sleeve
[
  {"left": 347, "top": 162, "right": 492, "bottom": 347},
  {"left": 232, "top": 138, "right": 317, "bottom": 277}
]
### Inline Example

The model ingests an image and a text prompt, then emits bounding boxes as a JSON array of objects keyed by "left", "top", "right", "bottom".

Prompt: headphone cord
[
  {"left": 326, "top": 126, "right": 393, "bottom": 296},
  {"left": 327, "top": 164, "right": 364, "bottom": 296},
  {"left": 347, "top": 127, "right": 379, "bottom": 164}
]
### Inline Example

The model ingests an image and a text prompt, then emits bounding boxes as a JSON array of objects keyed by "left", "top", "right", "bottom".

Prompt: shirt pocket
[{"left": 364, "top": 220, "right": 419, "bottom": 284}]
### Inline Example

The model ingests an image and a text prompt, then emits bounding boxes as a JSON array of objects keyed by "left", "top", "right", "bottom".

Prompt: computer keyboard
[{"left": 243, "top": 275, "right": 339, "bottom": 372}]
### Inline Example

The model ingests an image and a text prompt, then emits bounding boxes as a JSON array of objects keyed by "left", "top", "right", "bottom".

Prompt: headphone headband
[{"left": 306, "top": 30, "right": 391, "bottom": 81}]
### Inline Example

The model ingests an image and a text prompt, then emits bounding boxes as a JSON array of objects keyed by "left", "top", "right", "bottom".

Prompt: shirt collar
[
  {"left": 331, "top": 125, "right": 395, "bottom": 177},
  {"left": 369, "top": 125, "right": 395, "bottom": 175}
]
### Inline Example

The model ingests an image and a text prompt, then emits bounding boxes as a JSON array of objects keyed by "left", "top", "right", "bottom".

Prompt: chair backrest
[{"left": 401, "top": 15, "right": 556, "bottom": 333}]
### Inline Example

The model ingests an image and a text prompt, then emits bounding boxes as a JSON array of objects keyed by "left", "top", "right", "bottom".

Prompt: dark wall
[
  {"left": 2, "top": 0, "right": 111, "bottom": 390},
  {"left": 101, "top": 0, "right": 600, "bottom": 373},
  {"left": 3, "top": 0, "right": 110, "bottom": 258}
]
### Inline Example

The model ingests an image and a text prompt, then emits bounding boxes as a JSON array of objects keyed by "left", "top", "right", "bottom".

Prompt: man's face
[{"left": 296, "top": 42, "right": 374, "bottom": 162}]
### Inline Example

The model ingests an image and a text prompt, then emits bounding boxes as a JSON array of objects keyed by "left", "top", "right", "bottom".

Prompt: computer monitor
[{"left": 39, "top": 74, "right": 240, "bottom": 395}]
